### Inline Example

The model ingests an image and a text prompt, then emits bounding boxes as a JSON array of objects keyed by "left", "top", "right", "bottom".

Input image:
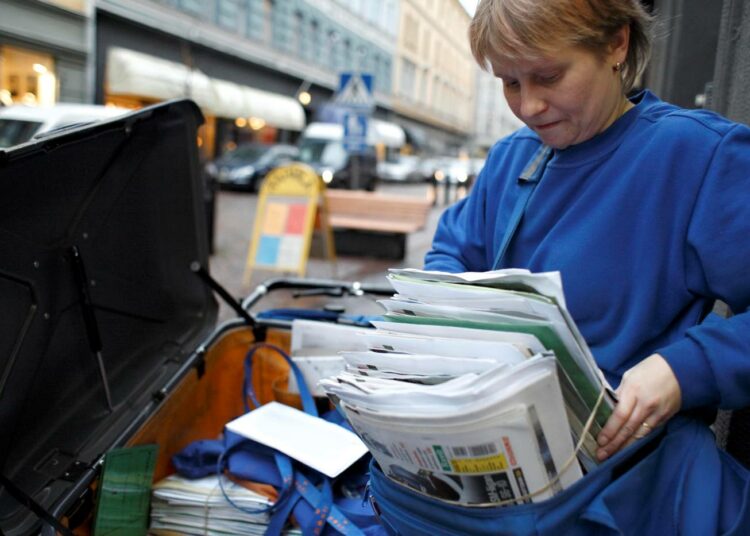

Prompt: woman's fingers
[
  {"left": 595, "top": 354, "right": 681, "bottom": 461},
  {"left": 596, "top": 381, "right": 637, "bottom": 458}
]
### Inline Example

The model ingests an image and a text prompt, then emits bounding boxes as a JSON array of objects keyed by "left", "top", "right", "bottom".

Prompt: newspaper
[
  {"left": 318, "top": 268, "right": 614, "bottom": 505},
  {"left": 321, "top": 355, "right": 583, "bottom": 505},
  {"left": 351, "top": 403, "right": 555, "bottom": 505},
  {"left": 382, "top": 269, "right": 614, "bottom": 466},
  {"left": 287, "top": 319, "right": 370, "bottom": 396},
  {"left": 149, "top": 474, "right": 302, "bottom": 535}
]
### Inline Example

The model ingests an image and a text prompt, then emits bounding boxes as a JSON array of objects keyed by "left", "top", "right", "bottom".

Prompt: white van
[
  {"left": 0, "top": 104, "right": 129, "bottom": 148},
  {"left": 297, "top": 120, "right": 406, "bottom": 190}
]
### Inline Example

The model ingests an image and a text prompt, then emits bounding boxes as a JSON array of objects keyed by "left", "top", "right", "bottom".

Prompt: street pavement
[{"left": 208, "top": 181, "right": 468, "bottom": 323}]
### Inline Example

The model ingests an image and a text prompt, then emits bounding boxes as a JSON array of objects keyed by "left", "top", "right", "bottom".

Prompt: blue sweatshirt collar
[{"left": 551, "top": 90, "right": 656, "bottom": 166}]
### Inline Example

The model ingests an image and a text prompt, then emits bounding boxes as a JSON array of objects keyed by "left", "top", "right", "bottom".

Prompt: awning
[
  {"left": 106, "top": 47, "right": 306, "bottom": 131},
  {"left": 371, "top": 119, "right": 406, "bottom": 148},
  {"left": 303, "top": 120, "right": 406, "bottom": 148}
]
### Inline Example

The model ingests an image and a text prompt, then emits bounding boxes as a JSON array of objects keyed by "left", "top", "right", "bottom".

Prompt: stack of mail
[
  {"left": 149, "top": 474, "right": 301, "bottom": 535},
  {"left": 319, "top": 268, "right": 615, "bottom": 506}
]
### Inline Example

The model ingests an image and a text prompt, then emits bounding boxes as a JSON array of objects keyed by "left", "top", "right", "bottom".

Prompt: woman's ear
[{"left": 609, "top": 24, "right": 631, "bottom": 64}]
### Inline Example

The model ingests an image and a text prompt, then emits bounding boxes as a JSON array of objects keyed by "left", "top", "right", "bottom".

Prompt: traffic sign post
[
  {"left": 334, "top": 72, "right": 375, "bottom": 190},
  {"left": 343, "top": 111, "right": 368, "bottom": 153}
]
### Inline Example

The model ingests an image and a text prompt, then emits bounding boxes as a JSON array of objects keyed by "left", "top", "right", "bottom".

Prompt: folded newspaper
[
  {"left": 149, "top": 474, "right": 302, "bottom": 535},
  {"left": 318, "top": 268, "right": 616, "bottom": 507}
]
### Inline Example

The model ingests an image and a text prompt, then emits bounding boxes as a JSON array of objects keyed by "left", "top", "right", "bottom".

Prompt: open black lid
[{"left": 0, "top": 100, "right": 218, "bottom": 532}]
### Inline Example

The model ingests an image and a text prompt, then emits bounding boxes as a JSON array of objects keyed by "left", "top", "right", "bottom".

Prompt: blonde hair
[{"left": 469, "top": 0, "right": 653, "bottom": 93}]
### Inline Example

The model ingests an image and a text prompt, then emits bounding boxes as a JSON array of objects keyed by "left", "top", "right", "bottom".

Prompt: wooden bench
[
  {"left": 324, "top": 189, "right": 433, "bottom": 258},
  {"left": 325, "top": 189, "right": 432, "bottom": 233}
]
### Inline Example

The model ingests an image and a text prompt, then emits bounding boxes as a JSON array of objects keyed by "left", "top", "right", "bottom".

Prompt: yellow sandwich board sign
[{"left": 243, "top": 163, "right": 335, "bottom": 284}]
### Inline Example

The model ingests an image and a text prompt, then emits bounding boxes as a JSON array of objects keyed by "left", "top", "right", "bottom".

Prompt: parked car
[
  {"left": 438, "top": 159, "right": 472, "bottom": 185},
  {"left": 377, "top": 154, "right": 422, "bottom": 182},
  {"left": 0, "top": 103, "right": 128, "bottom": 148},
  {"left": 407, "top": 157, "right": 452, "bottom": 183},
  {"left": 297, "top": 123, "right": 379, "bottom": 191},
  {"left": 206, "top": 143, "right": 299, "bottom": 192},
  {"left": 431, "top": 157, "right": 485, "bottom": 187}
]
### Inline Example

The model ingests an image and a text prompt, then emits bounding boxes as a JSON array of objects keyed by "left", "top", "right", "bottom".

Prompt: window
[
  {"left": 217, "top": 0, "right": 242, "bottom": 32},
  {"left": 179, "top": 0, "right": 204, "bottom": 17},
  {"left": 0, "top": 45, "right": 56, "bottom": 106},
  {"left": 0, "top": 119, "right": 43, "bottom": 148},
  {"left": 400, "top": 58, "right": 416, "bottom": 100},
  {"left": 263, "top": 0, "right": 274, "bottom": 43},
  {"left": 294, "top": 11, "right": 305, "bottom": 56},
  {"left": 403, "top": 15, "right": 419, "bottom": 51},
  {"left": 327, "top": 30, "right": 340, "bottom": 69},
  {"left": 383, "top": 59, "right": 392, "bottom": 92},
  {"left": 310, "top": 19, "right": 320, "bottom": 62},
  {"left": 342, "top": 39, "right": 351, "bottom": 69},
  {"left": 422, "top": 30, "right": 430, "bottom": 59},
  {"left": 419, "top": 67, "right": 429, "bottom": 102}
]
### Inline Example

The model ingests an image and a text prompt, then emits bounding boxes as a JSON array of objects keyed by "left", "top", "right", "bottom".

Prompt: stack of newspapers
[
  {"left": 320, "top": 268, "right": 614, "bottom": 506},
  {"left": 149, "top": 474, "right": 301, "bottom": 535}
]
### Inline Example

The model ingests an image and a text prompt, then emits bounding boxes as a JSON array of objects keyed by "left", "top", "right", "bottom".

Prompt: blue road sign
[
  {"left": 336, "top": 72, "right": 374, "bottom": 153},
  {"left": 335, "top": 72, "right": 375, "bottom": 111},
  {"left": 343, "top": 111, "right": 368, "bottom": 153}
]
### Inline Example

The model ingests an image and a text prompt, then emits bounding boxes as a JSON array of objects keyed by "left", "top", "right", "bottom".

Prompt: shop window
[{"left": 0, "top": 45, "right": 56, "bottom": 106}]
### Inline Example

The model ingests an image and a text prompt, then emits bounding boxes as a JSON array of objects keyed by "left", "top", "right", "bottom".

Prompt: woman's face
[{"left": 489, "top": 40, "right": 627, "bottom": 149}]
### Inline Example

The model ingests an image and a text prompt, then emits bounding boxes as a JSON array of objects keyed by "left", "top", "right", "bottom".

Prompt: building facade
[
  {"left": 0, "top": 0, "right": 92, "bottom": 106},
  {"left": 472, "top": 68, "right": 523, "bottom": 154},
  {"left": 391, "top": 0, "right": 476, "bottom": 153},
  {"left": 93, "top": 0, "right": 400, "bottom": 158},
  {"left": 1, "top": 0, "right": 481, "bottom": 158}
]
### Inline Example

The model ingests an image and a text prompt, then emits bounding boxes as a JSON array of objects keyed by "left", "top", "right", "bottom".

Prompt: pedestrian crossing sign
[{"left": 335, "top": 72, "right": 374, "bottom": 111}]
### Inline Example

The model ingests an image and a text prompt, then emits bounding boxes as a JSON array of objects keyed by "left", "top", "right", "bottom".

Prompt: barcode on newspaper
[{"left": 451, "top": 443, "right": 498, "bottom": 458}]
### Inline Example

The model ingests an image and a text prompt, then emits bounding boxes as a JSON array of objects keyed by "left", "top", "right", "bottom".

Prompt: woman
[{"left": 422, "top": 0, "right": 750, "bottom": 529}]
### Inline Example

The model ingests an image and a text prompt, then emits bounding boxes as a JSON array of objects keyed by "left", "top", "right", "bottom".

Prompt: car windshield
[
  {"left": 297, "top": 139, "right": 347, "bottom": 168},
  {"left": 0, "top": 119, "right": 43, "bottom": 148},
  {"left": 225, "top": 145, "right": 266, "bottom": 161}
]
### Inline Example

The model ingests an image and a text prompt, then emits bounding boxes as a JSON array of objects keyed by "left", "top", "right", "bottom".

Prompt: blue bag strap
[
  {"left": 492, "top": 144, "right": 553, "bottom": 270},
  {"left": 239, "top": 343, "right": 368, "bottom": 535},
  {"left": 243, "top": 342, "right": 318, "bottom": 416},
  {"left": 215, "top": 442, "right": 296, "bottom": 517},
  {"left": 294, "top": 473, "right": 366, "bottom": 535},
  {"left": 266, "top": 487, "right": 303, "bottom": 536}
]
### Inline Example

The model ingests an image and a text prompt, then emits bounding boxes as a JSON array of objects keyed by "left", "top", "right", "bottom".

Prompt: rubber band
[
  {"left": 479, "top": 386, "right": 606, "bottom": 507},
  {"left": 385, "top": 386, "right": 607, "bottom": 508},
  {"left": 203, "top": 478, "right": 220, "bottom": 534}
]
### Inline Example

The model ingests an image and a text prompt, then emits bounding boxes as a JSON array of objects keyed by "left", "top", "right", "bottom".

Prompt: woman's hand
[{"left": 596, "top": 354, "right": 682, "bottom": 461}]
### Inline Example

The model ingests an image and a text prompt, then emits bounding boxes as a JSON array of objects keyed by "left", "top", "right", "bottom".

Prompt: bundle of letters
[
  {"left": 319, "top": 268, "right": 616, "bottom": 507},
  {"left": 149, "top": 474, "right": 302, "bottom": 535}
]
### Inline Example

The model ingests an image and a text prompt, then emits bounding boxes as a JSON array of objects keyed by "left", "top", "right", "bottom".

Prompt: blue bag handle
[
  {"left": 229, "top": 342, "right": 367, "bottom": 535},
  {"left": 243, "top": 342, "right": 318, "bottom": 416}
]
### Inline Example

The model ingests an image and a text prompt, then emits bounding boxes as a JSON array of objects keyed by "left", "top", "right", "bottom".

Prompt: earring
[{"left": 613, "top": 62, "right": 622, "bottom": 73}]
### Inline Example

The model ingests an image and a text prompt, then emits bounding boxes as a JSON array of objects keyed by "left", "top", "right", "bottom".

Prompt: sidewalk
[{"left": 208, "top": 182, "right": 459, "bottom": 323}]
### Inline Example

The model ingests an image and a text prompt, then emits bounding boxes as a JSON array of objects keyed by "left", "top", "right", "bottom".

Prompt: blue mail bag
[
  {"left": 369, "top": 415, "right": 750, "bottom": 536},
  {"left": 172, "top": 343, "right": 385, "bottom": 536}
]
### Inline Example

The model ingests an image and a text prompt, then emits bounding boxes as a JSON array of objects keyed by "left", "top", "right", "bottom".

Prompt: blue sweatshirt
[{"left": 425, "top": 90, "right": 750, "bottom": 411}]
